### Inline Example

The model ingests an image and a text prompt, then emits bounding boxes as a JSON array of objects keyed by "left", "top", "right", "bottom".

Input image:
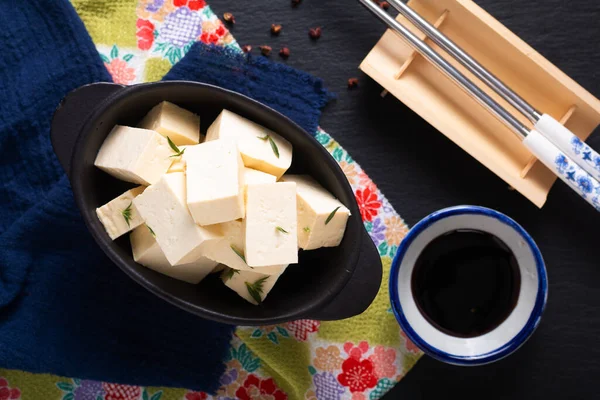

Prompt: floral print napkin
[{"left": 0, "top": 1, "right": 421, "bottom": 399}]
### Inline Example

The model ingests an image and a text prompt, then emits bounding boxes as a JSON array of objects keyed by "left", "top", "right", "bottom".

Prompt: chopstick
[
  {"left": 358, "top": 0, "right": 600, "bottom": 210},
  {"left": 387, "top": 0, "right": 600, "bottom": 184}
]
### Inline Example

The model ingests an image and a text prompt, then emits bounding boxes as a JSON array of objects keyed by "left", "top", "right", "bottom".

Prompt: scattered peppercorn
[
  {"left": 271, "top": 24, "right": 282, "bottom": 35},
  {"left": 380, "top": 1, "right": 390, "bottom": 9},
  {"left": 279, "top": 47, "right": 290, "bottom": 59},
  {"left": 223, "top": 12, "right": 235, "bottom": 24},
  {"left": 348, "top": 78, "right": 359, "bottom": 89},
  {"left": 259, "top": 45, "right": 272, "bottom": 56},
  {"left": 242, "top": 45, "right": 252, "bottom": 53},
  {"left": 292, "top": 0, "right": 302, "bottom": 7},
  {"left": 309, "top": 27, "right": 322, "bottom": 40}
]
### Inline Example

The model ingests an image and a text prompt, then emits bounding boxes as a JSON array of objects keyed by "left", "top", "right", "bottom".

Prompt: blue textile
[{"left": 0, "top": 1, "right": 330, "bottom": 392}]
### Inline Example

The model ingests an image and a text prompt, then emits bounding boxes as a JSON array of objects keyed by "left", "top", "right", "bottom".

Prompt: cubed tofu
[
  {"left": 184, "top": 140, "right": 245, "bottom": 226},
  {"left": 221, "top": 267, "right": 286, "bottom": 305},
  {"left": 203, "top": 220, "right": 286, "bottom": 275},
  {"left": 245, "top": 182, "right": 298, "bottom": 267},
  {"left": 243, "top": 168, "right": 277, "bottom": 185},
  {"left": 138, "top": 101, "right": 200, "bottom": 145},
  {"left": 133, "top": 172, "right": 222, "bottom": 265},
  {"left": 167, "top": 145, "right": 190, "bottom": 173},
  {"left": 281, "top": 175, "right": 350, "bottom": 250},
  {"left": 96, "top": 186, "right": 146, "bottom": 240},
  {"left": 130, "top": 225, "right": 217, "bottom": 284},
  {"left": 94, "top": 125, "right": 173, "bottom": 185},
  {"left": 206, "top": 110, "right": 292, "bottom": 178}
]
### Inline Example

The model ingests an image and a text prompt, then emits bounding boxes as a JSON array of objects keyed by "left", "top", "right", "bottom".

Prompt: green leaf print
[
  {"left": 378, "top": 241, "right": 389, "bottom": 257},
  {"left": 73, "top": 378, "right": 81, "bottom": 386},
  {"left": 308, "top": 365, "right": 317, "bottom": 375},
  {"left": 251, "top": 329, "right": 263, "bottom": 338},
  {"left": 389, "top": 244, "right": 399, "bottom": 258},
  {"left": 370, "top": 378, "right": 396, "bottom": 399},
  {"left": 100, "top": 54, "right": 110, "bottom": 63},
  {"left": 202, "top": 7, "right": 213, "bottom": 18},
  {"left": 150, "top": 392, "right": 163, "bottom": 400},
  {"left": 332, "top": 147, "right": 343, "bottom": 162},
  {"left": 110, "top": 44, "right": 118, "bottom": 59},
  {"left": 267, "top": 332, "right": 279, "bottom": 344},
  {"left": 345, "top": 152, "right": 354, "bottom": 163},
  {"left": 235, "top": 343, "right": 261, "bottom": 372},
  {"left": 56, "top": 382, "right": 74, "bottom": 392},
  {"left": 153, "top": 42, "right": 167, "bottom": 53},
  {"left": 315, "top": 131, "right": 331, "bottom": 146},
  {"left": 184, "top": 41, "right": 194, "bottom": 54},
  {"left": 364, "top": 221, "right": 373, "bottom": 232},
  {"left": 123, "top": 54, "right": 134, "bottom": 62},
  {"left": 63, "top": 394, "right": 74, "bottom": 400},
  {"left": 143, "top": 389, "right": 149, "bottom": 400},
  {"left": 276, "top": 326, "right": 289, "bottom": 337}
]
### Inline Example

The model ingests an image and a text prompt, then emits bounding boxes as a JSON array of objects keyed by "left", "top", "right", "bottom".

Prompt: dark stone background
[{"left": 212, "top": 0, "right": 600, "bottom": 397}]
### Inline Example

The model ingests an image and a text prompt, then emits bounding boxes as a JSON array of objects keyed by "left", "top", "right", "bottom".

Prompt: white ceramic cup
[{"left": 389, "top": 206, "right": 548, "bottom": 365}]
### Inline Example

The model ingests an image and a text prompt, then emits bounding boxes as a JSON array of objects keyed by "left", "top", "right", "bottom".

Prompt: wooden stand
[{"left": 360, "top": 0, "right": 600, "bottom": 207}]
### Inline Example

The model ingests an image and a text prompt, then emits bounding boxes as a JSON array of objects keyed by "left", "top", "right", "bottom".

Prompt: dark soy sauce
[{"left": 412, "top": 229, "right": 520, "bottom": 338}]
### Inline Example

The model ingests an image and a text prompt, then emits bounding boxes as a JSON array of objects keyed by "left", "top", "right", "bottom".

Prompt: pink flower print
[
  {"left": 0, "top": 378, "right": 20, "bottom": 400},
  {"left": 286, "top": 319, "right": 320, "bottom": 341},
  {"left": 105, "top": 59, "right": 135, "bottom": 85},
  {"left": 352, "top": 393, "right": 367, "bottom": 400},
  {"left": 343, "top": 341, "right": 369, "bottom": 360},
  {"left": 400, "top": 330, "right": 421, "bottom": 353},
  {"left": 136, "top": 18, "right": 155, "bottom": 50},
  {"left": 368, "top": 346, "right": 397, "bottom": 379}
]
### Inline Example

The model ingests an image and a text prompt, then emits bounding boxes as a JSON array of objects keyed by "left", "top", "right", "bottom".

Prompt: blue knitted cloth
[{"left": 0, "top": 1, "right": 330, "bottom": 392}]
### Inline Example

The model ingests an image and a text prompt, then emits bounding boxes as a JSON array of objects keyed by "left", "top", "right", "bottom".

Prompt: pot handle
[
  {"left": 51, "top": 82, "right": 125, "bottom": 177},
  {"left": 305, "top": 227, "right": 383, "bottom": 321}
]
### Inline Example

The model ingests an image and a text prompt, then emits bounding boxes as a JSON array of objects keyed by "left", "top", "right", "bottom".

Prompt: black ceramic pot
[{"left": 50, "top": 81, "right": 382, "bottom": 325}]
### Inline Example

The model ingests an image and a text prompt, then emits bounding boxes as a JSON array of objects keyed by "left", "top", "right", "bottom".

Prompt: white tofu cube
[
  {"left": 221, "top": 267, "right": 286, "bottom": 305},
  {"left": 166, "top": 145, "right": 190, "bottom": 173},
  {"left": 138, "top": 101, "right": 200, "bottom": 145},
  {"left": 206, "top": 110, "right": 292, "bottom": 178},
  {"left": 243, "top": 168, "right": 277, "bottom": 185},
  {"left": 203, "top": 220, "right": 286, "bottom": 275},
  {"left": 133, "top": 172, "right": 222, "bottom": 265},
  {"left": 96, "top": 186, "right": 146, "bottom": 240},
  {"left": 130, "top": 225, "right": 217, "bottom": 284},
  {"left": 245, "top": 182, "right": 298, "bottom": 267},
  {"left": 281, "top": 175, "right": 350, "bottom": 250},
  {"left": 184, "top": 140, "right": 245, "bottom": 226},
  {"left": 94, "top": 125, "right": 173, "bottom": 185}
]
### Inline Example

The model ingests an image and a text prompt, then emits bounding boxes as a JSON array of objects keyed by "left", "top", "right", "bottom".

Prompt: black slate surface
[{"left": 212, "top": 0, "right": 600, "bottom": 398}]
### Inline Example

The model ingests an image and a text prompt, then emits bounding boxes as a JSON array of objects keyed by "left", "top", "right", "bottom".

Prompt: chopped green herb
[
  {"left": 146, "top": 224, "right": 156, "bottom": 237},
  {"left": 276, "top": 226, "right": 289, "bottom": 234},
  {"left": 245, "top": 276, "right": 269, "bottom": 304},
  {"left": 325, "top": 206, "right": 341, "bottom": 225},
  {"left": 303, "top": 227, "right": 311, "bottom": 233},
  {"left": 257, "top": 135, "right": 280, "bottom": 158},
  {"left": 223, "top": 268, "right": 239, "bottom": 282},
  {"left": 231, "top": 245, "right": 246, "bottom": 263},
  {"left": 167, "top": 136, "right": 185, "bottom": 157},
  {"left": 121, "top": 202, "right": 133, "bottom": 227}
]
